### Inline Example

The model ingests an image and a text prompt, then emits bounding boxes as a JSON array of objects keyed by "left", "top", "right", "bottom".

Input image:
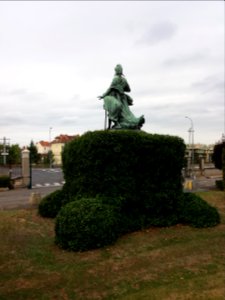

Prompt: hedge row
[
  {"left": 0, "top": 175, "right": 12, "bottom": 189},
  {"left": 62, "top": 130, "right": 185, "bottom": 216},
  {"left": 54, "top": 192, "right": 220, "bottom": 251},
  {"left": 38, "top": 130, "right": 220, "bottom": 251}
]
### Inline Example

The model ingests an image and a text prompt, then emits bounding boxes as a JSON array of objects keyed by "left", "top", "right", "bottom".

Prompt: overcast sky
[{"left": 0, "top": 1, "right": 224, "bottom": 147}]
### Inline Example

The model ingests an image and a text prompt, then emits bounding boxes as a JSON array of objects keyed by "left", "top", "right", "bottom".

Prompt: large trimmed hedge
[
  {"left": 51, "top": 130, "right": 221, "bottom": 251},
  {"left": 62, "top": 130, "right": 185, "bottom": 218}
]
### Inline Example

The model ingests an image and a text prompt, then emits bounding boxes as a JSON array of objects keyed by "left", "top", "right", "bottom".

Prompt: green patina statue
[{"left": 98, "top": 64, "right": 145, "bottom": 130}]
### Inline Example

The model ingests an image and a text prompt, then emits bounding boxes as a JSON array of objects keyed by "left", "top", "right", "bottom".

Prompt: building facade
[
  {"left": 51, "top": 134, "right": 79, "bottom": 165},
  {"left": 36, "top": 141, "right": 50, "bottom": 155}
]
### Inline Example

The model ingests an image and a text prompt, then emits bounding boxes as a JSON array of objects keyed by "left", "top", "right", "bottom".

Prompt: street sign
[{"left": 1, "top": 153, "right": 9, "bottom": 155}]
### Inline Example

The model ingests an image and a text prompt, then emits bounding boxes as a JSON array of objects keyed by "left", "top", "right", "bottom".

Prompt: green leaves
[
  {"left": 178, "top": 193, "right": 220, "bottom": 228},
  {"left": 62, "top": 130, "right": 186, "bottom": 203},
  {"left": 45, "top": 130, "right": 221, "bottom": 252},
  {"left": 55, "top": 198, "right": 121, "bottom": 251},
  {"left": 38, "top": 189, "right": 70, "bottom": 218}
]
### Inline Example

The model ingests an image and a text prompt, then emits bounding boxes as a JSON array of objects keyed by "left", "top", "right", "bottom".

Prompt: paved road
[
  {"left": 0, "top": 167, "right": 64, "bottom": 188},
  {"left": 191, "top": 176, "right": 222, "bottom": 192},
  {"left": 0, "top": 186, "right": 61, "bottom": 210},
  {"left": 31, "top": 168, "right": 64, "bottom": 188},
  {"left": 0, "top": 167, "right": 65, "bottom": 210}
]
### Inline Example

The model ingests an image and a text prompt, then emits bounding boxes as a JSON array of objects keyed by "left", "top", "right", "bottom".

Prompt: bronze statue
[{"left": 98, "top": 64, "right": 145, "bottom": 130}]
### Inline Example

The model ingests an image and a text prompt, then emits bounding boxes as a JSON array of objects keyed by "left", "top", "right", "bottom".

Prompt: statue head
[{"left": 115, "top": 64, "right": 123, "bottom": 75}]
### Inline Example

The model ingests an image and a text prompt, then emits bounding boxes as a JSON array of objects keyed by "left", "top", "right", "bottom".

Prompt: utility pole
[{"left": 0, "top": 137, "right": 10, "bottom": 165}]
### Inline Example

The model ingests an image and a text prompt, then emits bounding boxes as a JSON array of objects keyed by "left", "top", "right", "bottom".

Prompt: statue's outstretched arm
[{"left": 97, "top": 87, "right": 112, "bottom": 100}]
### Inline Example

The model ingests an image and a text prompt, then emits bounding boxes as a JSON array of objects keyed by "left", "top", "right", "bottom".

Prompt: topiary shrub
[
  {"left": 215, "top": 180, "right": 224, "bottom": 191},
  {"left": 62, "top": 130, "right": 186, "bottom": 223},
  {"left": 0, "top": 175, "right": 11, "bottom": 188},
  {"left": 222, "top": 147, "right": 225, "bottom": 189},
  {"left": 55, "top": 198, "right": 121, "bottom": 251},
  {"left": 50, "top": 130, "right": 221, "bottom": 252},
  {"left": 38, "top": 189, "right": 70, "bottom": 218},
  {"left": 212, "top": 141, "right": 225, "bottom": 170},
  {"left": 178, "top": 193, "right": 220, "bottom": 228}
]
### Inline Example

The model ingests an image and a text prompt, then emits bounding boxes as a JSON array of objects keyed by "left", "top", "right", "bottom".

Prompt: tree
[
  {"left": 212, "top": 141, "right": 225, "bottom": 170},
  {"left": 222, "top": 148, "right": 225, "bottom": 185},
  {"left": 43, "top": 150, "right": 55, "bottom": 166},
  {"left": 8, "top": 144, "right": 21, "bottom": 165},
  {"left": 28, "top": 140, "right": 41, "bottom": 164}
]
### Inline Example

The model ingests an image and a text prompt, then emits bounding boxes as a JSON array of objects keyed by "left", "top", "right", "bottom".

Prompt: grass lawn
[{"left": 0, "top": 191, "right": 224, "bottom": 300}]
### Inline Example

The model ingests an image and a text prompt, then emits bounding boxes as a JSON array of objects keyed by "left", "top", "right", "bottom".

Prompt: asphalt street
[
  {"left": 0, "top": 167, "right": 64, "bottom": 188},
  {"left": 0, "top": 167, "right": 64, "bottom": 210},
  {"left": 31, "top": 168, "right": 64, "bottom": 188}
]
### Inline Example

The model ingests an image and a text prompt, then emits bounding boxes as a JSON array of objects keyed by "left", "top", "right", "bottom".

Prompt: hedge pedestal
[
  {"left": 52, "top": 130, "right": 220, "bottom": 251},
  {"left": 62, "top": 130, "right": 185, "bottom": 222}
]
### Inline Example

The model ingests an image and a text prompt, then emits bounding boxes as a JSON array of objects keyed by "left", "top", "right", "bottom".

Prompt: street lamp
[
  {"left": 49, "top": 127, "right": 52, "bottom": 169},
  {"left": 185, "top": 116, "right": 194, "bottom": 177}
]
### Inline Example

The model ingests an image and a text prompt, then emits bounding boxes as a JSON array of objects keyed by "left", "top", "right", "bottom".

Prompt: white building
[
  {"left": 36, "top": 141, "right": 50, "bottom": 155},
  {"left": 51, "top": 134, "right": 79, "bottom": 165}
]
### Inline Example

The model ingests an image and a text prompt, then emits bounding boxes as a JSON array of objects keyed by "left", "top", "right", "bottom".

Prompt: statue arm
[
  {"left": 98, "top": 79, "right": 115, "bottom": 99},
  {"left": 98, "top": 76, "right": 129, "bottom": 99},
  {"left": 98, "top": 87, "right": 112, "bottom": 99}
]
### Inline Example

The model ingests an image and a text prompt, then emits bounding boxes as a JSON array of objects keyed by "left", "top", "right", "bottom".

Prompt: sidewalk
[{"left": 0, "top": 186, "right": 61, "bottom": 210}]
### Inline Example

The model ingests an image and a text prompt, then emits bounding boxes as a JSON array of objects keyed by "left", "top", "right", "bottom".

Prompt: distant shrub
[
  {"left": 215, "top": 180, "right": 224, "bottom": 191},
  {"left": 38, "top": 189, "right": 70, "bottom": 218},
  {"left": 178, "top": 193, "right": 220, "bottom": 228},
  {"left": 223, "top": 148, "right": 225, "bottom": 187},
  {"left": 55, "top": 198, "right": 121, "bottom": 251},
  {"left": 212, "top": 141, "right": 225, "bottom": 170},
  {"left": 0, "top": 175, "right": 11, "bottom": 188}
]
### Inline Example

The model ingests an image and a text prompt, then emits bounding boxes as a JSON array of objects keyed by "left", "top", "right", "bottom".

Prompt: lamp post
[
  {"left": 49, "top": 127, "right": 52, "bottom": 169},
  {"left": 185, "top": 116, "right": 194, "bottom": 177}
]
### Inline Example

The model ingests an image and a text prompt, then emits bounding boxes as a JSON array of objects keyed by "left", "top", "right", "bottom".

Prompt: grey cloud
[
  {"left": 0, "top": 1, "right": 223, "bottom": 146},
  {"left": 0, "top": 111, "right": 26, "bottom": 126},
  {"left": 39, "top": 103, "right": 101, "bottom": 129},
  {"left": 0, "top": 87, "right": 27, "bottom": 96},
  {"left": 58, "top": 116, "right": 78, "bottom": 126},
  {"left": 0, "top": 88, "right": 47, "bottom": 105},
  {"left": 134, "top": 85, "right": 190, "bottom": 98},
  {"left": 137, "top": 21, "right": 178, "bottom": 46},
  {"left": 191, "top": 76, "right": 224, "bottom": 95},
  {"left": 163, "top": 52, "right": 208, "bottom": 67},
  {"left": 22, "top": 92, "right": 48, "bottom": 104},
  {"left": 70, "top": 94, "right": 80, "bottom": 102},
  {"left": 9, "top": 88, "right": 28, "bottom": 96},
  {"left": 140, "top": 98, "right": 221, "bottom": 123}
]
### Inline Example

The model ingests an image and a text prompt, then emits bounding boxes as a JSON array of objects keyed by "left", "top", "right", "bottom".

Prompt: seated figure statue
[{"left": 98, "top": 64, "right": 145, "bottom": 130}]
